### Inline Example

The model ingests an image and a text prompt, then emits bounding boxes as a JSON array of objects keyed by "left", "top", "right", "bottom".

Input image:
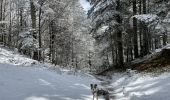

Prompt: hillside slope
[{"left": 132, "top": 45, "right": 170, "bottom": 72}]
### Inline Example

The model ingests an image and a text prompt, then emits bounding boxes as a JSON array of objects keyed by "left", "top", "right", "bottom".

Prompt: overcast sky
[{"left": 79, "top": 0, "right": 91, "bottom": 11}]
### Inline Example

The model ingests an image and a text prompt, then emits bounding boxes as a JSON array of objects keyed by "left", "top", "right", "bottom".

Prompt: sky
[{"left": 79, "top": 0, "right": 91, "bottom": 11}]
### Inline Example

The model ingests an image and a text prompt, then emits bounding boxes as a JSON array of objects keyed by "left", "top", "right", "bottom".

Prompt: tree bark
[
  {"left": 116, "top": 0, "right": 124, "bottom": 68},
  {"left": 0, "top": 0, "right": 3, "bottom": 42},
  {"left": 139, "top": 0, "right": 143, "bottom": 57},
  {"left": 30, "top": 0, "right": 38, "bottom": 60},
  {"left": 133, "top": 0, "right": 139, "bottom": 58},
  {"left": 38, "top": 5, "right": 42, "bottom": 61},
  {"left": 142, "top": 0, "right": 149, "bottom": 55}
]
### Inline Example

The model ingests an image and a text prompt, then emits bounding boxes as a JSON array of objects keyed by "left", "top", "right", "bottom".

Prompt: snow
[
  {"left": 44, "top": 8, "right": 55, "bottom": 15},
  {"left": 155, "top": 44, "right": 170, "bottom": 52},
  {"left": 96, "top": 69, "right": 170, "bottom": 100},
  {"left": 79, "top": 0, "right": 91, "bottom": 11},
  {"left": 132, "top": 44, "right": 170, "bottom": 64},
  {"left": 163, "top": 19, "right": 170, "bottom": 23},
  {"left": 0, "top": 65, "right": 99, "bottom": 100},
  {"left": 112, "top": 72, "right": 170, "bottom": 100},
  {"left": 1, "top": 45, "right": 170, "bottom": 100},
  {"left": 0, "top": 21, "right": 9, "bottom": 24},
  {"left": 132, "top": 14, "right": 158, "bottom": 23},
  {"left": 0, "top": 46, "right": 101, "bottom": 100},
  {"left": 0, "top": 46, "right": 37, "bottom": 66},
  {"left": 19, "top": 31, "right": 38, "bottom": 50}
]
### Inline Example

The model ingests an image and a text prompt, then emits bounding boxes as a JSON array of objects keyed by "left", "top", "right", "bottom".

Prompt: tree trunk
[
  {"left": 8, "top": 0, "right": 12, "bottom": 47},
  {"left": 142, "top": 0, "right": 149, "bottom": 55},
  {"left": 30, "top": 0, "right": 36, "bottom": 30},
  {"left": 2, "top": 0, "right": 6, "bottom": 46},
  {"left": 139, "top": 0, "right": 143, "bottom": 57},
  {"left": 116, "top": 0, "right": 124, "bottom": 68},
  {"left": 163, "top": 32, "right": 167, "bottom": 46},
  {"left": 49, "top": 20, "right": 55, "bottom": 64},
  {"left": 30, "top": 0, "right": 38, "bottom": 60},
  {"left": 0, "top": 0, "right": 3, "bottom": 42},
  {"left": 133, "top": 0, "right": 139, "bottom": 58},
  {"left": 38, "top": 6, "right": 42, "bottom": 61}
]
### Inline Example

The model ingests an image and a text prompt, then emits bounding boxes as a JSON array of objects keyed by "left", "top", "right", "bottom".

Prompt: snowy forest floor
[{"left": 1, "top": 45, "right": 170, "bottom": 100}]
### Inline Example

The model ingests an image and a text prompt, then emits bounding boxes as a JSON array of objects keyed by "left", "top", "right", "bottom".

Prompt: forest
[
  {"left": 0, "top": 0, "right": 170, "bottom": 72},
  {"left": 0, "top": 0, "right": 170, "bottom": 100}
]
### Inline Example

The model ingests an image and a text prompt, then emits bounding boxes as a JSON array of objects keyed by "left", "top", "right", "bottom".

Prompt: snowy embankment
[
  {"left": 132, "top": 44, "right": 170, "bottom": 65},
  {"left": 97, "top": 70, "right": 170, "bottom": 100},
  {"left": 0, "top": 46, "right": 100, "bottom": 100}
]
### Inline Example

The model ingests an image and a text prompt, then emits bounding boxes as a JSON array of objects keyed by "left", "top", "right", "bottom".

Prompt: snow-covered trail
[
  {"left": 0, "top": 64, "right": 99, "bottom": 100},
  {"left": 0, "top": 46, "right": 102, "bottom": 100},
  {"left": 1, "top": 46, "right": 170, "bottom": 100}
]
